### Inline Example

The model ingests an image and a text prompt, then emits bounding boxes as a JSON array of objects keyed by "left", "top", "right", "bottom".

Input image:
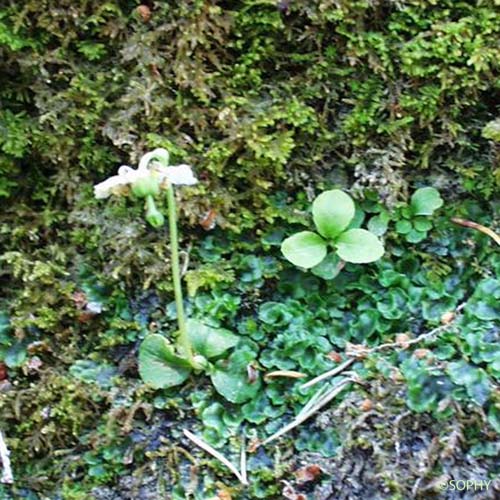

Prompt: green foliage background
[{"left": 0, "top": 1, "right": 499, "bottom": 499}]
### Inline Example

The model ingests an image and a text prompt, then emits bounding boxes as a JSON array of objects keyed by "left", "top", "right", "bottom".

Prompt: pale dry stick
[
  {"left": 183, "top": 429, "right": 248, "bottom": 485},
  {"left": 261, "top": 377, "right": 356, "bottom": 447},
  {"left": 264, "top": 370, "right": 307, "bottom": 381},
  {"left": 304, "top": 372, "right": 360, "bottom": 414},
  {"left": 300, "top": 358, "right": 356, "bottom": 389},
  {"left": 298, "top": 371, "right": 359, "bottom": 418},
  {"left": 451, "top": 217, "right": 500, "bottom": 246},
  {"left": 240, "top": 433, "right": 247, "bottom": 486},
  {"left": 393, "top": 410, "right": 411, "bottom": 466},
  {"left": 0, "top": 430, "right": 13, "bottom": 484},
  {"left": 179, "top": 245, "right": 191, "bottom": 277},
  {"left": 346, "top": 303, "right": 466, "bottom": 358},
  {"left": 298, "top": 383, "right": 331, "bottom": 417}
]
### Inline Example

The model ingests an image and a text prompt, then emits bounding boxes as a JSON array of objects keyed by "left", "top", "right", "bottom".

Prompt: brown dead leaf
[
  {"left": 359, "top": 399, "right": 373, "bottom": 412},
  {"left": 395, "top": 333, "right": 410, "bottom": 348},
  {"left": 294, "top": 464, "right": 322, "bottom": 483},
  {"left": 282, "top": 481, "right": 306, "bottom": 500},
  {"left": 247, "top": 363, "right": 258, "bottom": 383},
  {"left": 27, "top": 356, "right": 43, "bottom": 372},
  {"left": 326, "top": 351, "right": 342, "bottom": 363},
  {"left": 345, "top": 342, "right": 368, "bottom": 358},
  {"left": 0, "top": 362, "right": 7, "bottom": 381},
  {"left": 440, "top": 311, "right": 455, "bottom": 324},
  {"left": 136, "top": 5, "right": 151, "bottom": 22},
  {"left": 199, "top": 209, "right": 218, "bottom": 231},
  {"left": 72, "top": 291, "right": 87, "bottom": 309},
  {"left": 413, "top": 348, "right": 430, "bottom": 359},
  {"left": 247, "top": 438, "right": 261, "bottom": 453},
  {"left": 217, "top": 489, "right": 232, "bottom": 500}
]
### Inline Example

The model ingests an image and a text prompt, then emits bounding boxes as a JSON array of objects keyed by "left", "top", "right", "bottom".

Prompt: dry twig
[
  {"left": 451, "top": 217, "right": 500, "bottom": 246},
  {"left": 265, "top": 370, "right": 307, "bottom": 381},
  {"left": 261, "top": 376, "right": 358, "bottom": 447},
  {"left": 240, "top": 432, "right": 247, "bottom": 485},
  {"left": 183, "top": 429, "right": 248, "bottom": 485},
  {"left": 300, "top": 359, "right": 355, "bottom": 389},
  {"left": 346, "top": 303, "right": 466, "bottom": 358}
]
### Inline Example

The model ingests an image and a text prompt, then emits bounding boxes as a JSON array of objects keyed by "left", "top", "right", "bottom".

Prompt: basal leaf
[
  {"left": 281, "top": 231, "right": 327, "bottom": 268},
  {"left": 138, "top": 334, "right": 191, "bottom": 389},
  {"left": 187, "top": 319, "right": 239, "bottom": 359},
  {"left": 335, "top": 229, "right": 384, "bottom": 264},
  {"left": 312, "top": 189, "right": 355, "bottom": 239}
]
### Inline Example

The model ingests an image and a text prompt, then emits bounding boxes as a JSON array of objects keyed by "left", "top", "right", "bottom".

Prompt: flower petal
[
  {"left": 139, "top": 148, "right": 169, "bottom": 171},
  {"left": 118, "top": 165, "right": 146, "bottom": 184},
  {"left": 163, "top": 164, "right": 198, "bottom": 185},
  {"left": 94, "top": 175, "right": 128, "bottom": 199}
]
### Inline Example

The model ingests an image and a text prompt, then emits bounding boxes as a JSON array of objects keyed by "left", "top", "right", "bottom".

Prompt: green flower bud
[
  {"left": 192, "top": 355, "right": 209, "bottom": 372},
  {"left": 145, "top": 196, "right": 165, "bottom": 228},
  {"left": 131, "top": 175, "right": 160, "bottom": 198}
]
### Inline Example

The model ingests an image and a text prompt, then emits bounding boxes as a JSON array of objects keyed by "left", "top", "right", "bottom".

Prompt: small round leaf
[
  {"left": 210, "top": 350, "right": 261, "bottom": 403},
  {"left": 367, "top": 214, "right": 389, "bottom": 236},
  {"left": 281, "top": 231, "right": 327, "bottom": 269},
  {"left": 395, "top": 220, "right": 412, "bottom": 234},
  {"left": 311, "top": 253, "right": 343, "bottom": 280},
  {"left": 410, "top": 187, "right": 443, "bottom": 216},
  {"left": 335, "top": 229, "right": 384, "bottom": 264},
  {"left": 312, "top": 190, "right": 355, "bottom": 238}
]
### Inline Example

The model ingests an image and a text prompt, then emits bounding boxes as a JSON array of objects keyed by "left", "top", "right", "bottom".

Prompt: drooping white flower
[
  {"left": 155, "top": 164, "right": 198, "bottom": 186},
  {"left": 138, "top": 148, "right": 170, "bottom": 171},
  {"left": 94, "top": 148, "right": 197, "bottom": 199},
  {"left": 93, "top": 169, "right": 132, "bottom": 199}
]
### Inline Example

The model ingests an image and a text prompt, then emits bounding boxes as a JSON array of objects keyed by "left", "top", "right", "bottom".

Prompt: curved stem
[{"left": 166, "top": 185, "right": 194, "bottom": 365}]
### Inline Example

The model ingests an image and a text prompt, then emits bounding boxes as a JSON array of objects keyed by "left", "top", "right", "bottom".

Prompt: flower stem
[{"left": 166, "top": 185, "right": 194, "bottom": 365}]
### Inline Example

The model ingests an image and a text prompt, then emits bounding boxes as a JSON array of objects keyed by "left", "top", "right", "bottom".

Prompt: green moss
[{"left": 0, "top": 1, "right": 499, "bottom": 498}]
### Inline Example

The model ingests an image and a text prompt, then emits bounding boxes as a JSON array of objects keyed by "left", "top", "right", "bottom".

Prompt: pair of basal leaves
[
  {"left": 139, "top": 320, "right": 260, "bottom": 403},
  {"left": 281, "top": 189, "right": 385, "bottom": 273}
]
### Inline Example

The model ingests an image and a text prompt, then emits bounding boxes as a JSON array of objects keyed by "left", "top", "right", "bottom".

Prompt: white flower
[
  {"left": 155, "top": 164, "right": 198, "bottom": 186},
  {"left": 94, "top": 148, "right": 197, "bottom": 199},
  {"left": 93, "top": 168, "right": 131, "bottom": 199},
  {"left": 138, "top": 148, "right": 170, "bottom": 171}
]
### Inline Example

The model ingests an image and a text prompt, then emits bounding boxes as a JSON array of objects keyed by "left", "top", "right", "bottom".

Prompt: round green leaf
[
  {"left": 469, "top": 301, "right": 499, "bottom": 321},
  {"left": 367, "top": 214, "right": 389, "bottom": 236},
  {"left": 311, "top": 252, "right": 343, "bottom": 280},
  {"left": 4, "top": 341, "right": 28, "bottom": 368},
  {"left": 210, "top": 350, "right": 261, "bottom": 403},
  {"left": 138, "top": 334, "right": 191, "bottom": 389},
  {"left": 410, "top": 187, "right": 443, "bottom": 216},
  {"left": 186, "top": 319, "right": 239, "bottom": 359},
  {"left": 211, "top": 368, "right": 260, "bottom": 403},
  {"left": 335, "top": 229, "right": 384, "bottom": 264},
  {"left": 281, "top": 231, "right": 327, "bottom": 269},
  {"left": 312, "top": 189, "right": 355, "bottom": 238},
  {"left": 395, "top": 219, "right": 412, "bottom": 234},
  {"left": 413, "top": 217, "right": 433, "bottom": 231},
  {"left": 406, "top": 229, "right": 427, "bottom": 243}
]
